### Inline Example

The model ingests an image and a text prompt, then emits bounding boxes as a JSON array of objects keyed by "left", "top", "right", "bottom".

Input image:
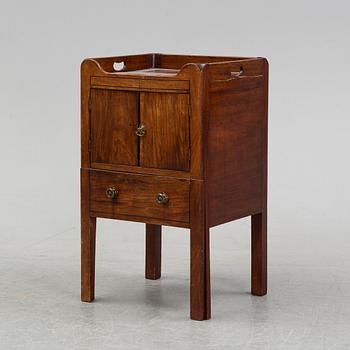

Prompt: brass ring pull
[
  {"left": 136, "top": 124, "right": 146, "bottom": 137},
  {"left": 156, "top": 192, "right": 169, "bottom": 205},
  {"left": 106, "top": 187, "right": 118, "bottom": 199}
]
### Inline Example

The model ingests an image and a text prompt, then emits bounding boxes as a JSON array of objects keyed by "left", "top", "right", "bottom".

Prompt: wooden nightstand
[{"left": 80, "top": 53, "right": 268, "bottom": 320}]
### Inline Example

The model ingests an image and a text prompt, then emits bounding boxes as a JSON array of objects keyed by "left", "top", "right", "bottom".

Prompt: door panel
[
  {"left": 140, "top": 92, "right": 190, "bottom": 171},
  {"left": 90, "top": 89, "right": 138, "bottom": 166}
]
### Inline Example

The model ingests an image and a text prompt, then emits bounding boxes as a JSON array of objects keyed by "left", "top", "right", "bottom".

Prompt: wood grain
[
  {"left": 145, "top": 224, "right": 162, "bottom": 280},
  {"left": 190, "top": 180, "right": 211, "bottom": 320},
  {"left": 91, "top": 76, "right": 189, "bottom": 92},
  {"left": 81, "top": 54, "right": 269, "bottom": 320},
  {"left": 251, "top": 212, "right": 267, "bottom": 295},
  {"left": 156, "top": 54, "right": 248, "bottom": 69},
  {"left": 86, "top": 53, "right": 250, "bottom": 74},
  {"left": 90, "top": 89, "right": 138, "bottom": 166},
  {"left": 89, "top": 53, "right": 154, "bottom": 73},
  {"left": 251, "top": 59, "right": 268, "bottom": 296},
  {"left": 89, "top": 162, "right": 190, "bottom": 179},
  {"left": 187, "top": 64, "right": 205, "bottom": 181},
  {"left": 90, "top": 170, "right": 190, "bottom": 223},
  {"left": 206, "top": 73, "right": 265, "bottom": 227},
  {"left": 81, "top": 168, "right": 96, "bottom": 302},
  {"left": 140, "top": 92, "right": 190, "bottom": 171}
]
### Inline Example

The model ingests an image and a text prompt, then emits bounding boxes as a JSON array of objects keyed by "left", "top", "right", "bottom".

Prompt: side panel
[{"left": 207, "top": 73, "right": 267, "bottom": 226}]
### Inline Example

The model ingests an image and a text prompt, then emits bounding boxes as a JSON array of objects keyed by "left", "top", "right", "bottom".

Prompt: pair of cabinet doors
[{"left": 90, "top": 89, "right": 190, "bottom": 172}]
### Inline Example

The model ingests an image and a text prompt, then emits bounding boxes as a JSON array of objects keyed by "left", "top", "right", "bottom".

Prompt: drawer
[{"left": 89, "top": 170, "right": 190, "bottom": 223}]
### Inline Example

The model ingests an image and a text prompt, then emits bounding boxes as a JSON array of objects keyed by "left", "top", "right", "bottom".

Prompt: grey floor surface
[{"left": 1, "top": 218, "right": 349, "bottom": 350}]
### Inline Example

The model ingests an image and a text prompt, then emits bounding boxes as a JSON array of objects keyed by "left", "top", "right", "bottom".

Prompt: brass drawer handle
[
  {"left": 136, "top": 124, "right": 146, "bottom": 137},
  {"left": 156, "top": 192, "right": 169, "bottom": 205},
  {"left": 106, "top": 187, "right": 118, "bottom": 199}
]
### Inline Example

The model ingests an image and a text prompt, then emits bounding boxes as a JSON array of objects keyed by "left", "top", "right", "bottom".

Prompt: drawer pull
[
  {"left": 106, "top": 187, "right": 118, "bottom": 199},
  {"left": 136, "top": 124, "right": 146, "bottom": 137},
  {"left": 156, "top": 192, "right": 169, "bottom": 205}
]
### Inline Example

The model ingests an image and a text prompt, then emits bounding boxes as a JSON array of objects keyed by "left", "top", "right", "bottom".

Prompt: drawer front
[{"left": 90, "top": 171, "right": 190, "bottom": 223}]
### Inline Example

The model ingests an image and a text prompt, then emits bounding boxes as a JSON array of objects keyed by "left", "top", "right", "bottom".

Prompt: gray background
[{"left": 1, "top": 1, "right": 349, "bottom": 349}]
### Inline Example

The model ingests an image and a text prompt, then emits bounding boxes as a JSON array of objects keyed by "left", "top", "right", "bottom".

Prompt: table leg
[
  {"left": 251, "top": 212, "right": 267, "bottom": 296},
  {"left": 145, "top": 224, "right": 162, "bottom": 280}
]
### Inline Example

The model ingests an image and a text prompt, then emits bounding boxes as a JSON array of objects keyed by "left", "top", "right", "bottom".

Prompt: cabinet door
[
  {"left": 140, "top": 92, "right": 190, "bottom": 171},
  {"left": 90, "top": 89, "right": 138, "bottom": 166}
]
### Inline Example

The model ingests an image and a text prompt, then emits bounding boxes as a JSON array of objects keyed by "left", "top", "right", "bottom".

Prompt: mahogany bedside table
[{"left": 80, "top": 53, "right": 268, "bottom": 320}]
